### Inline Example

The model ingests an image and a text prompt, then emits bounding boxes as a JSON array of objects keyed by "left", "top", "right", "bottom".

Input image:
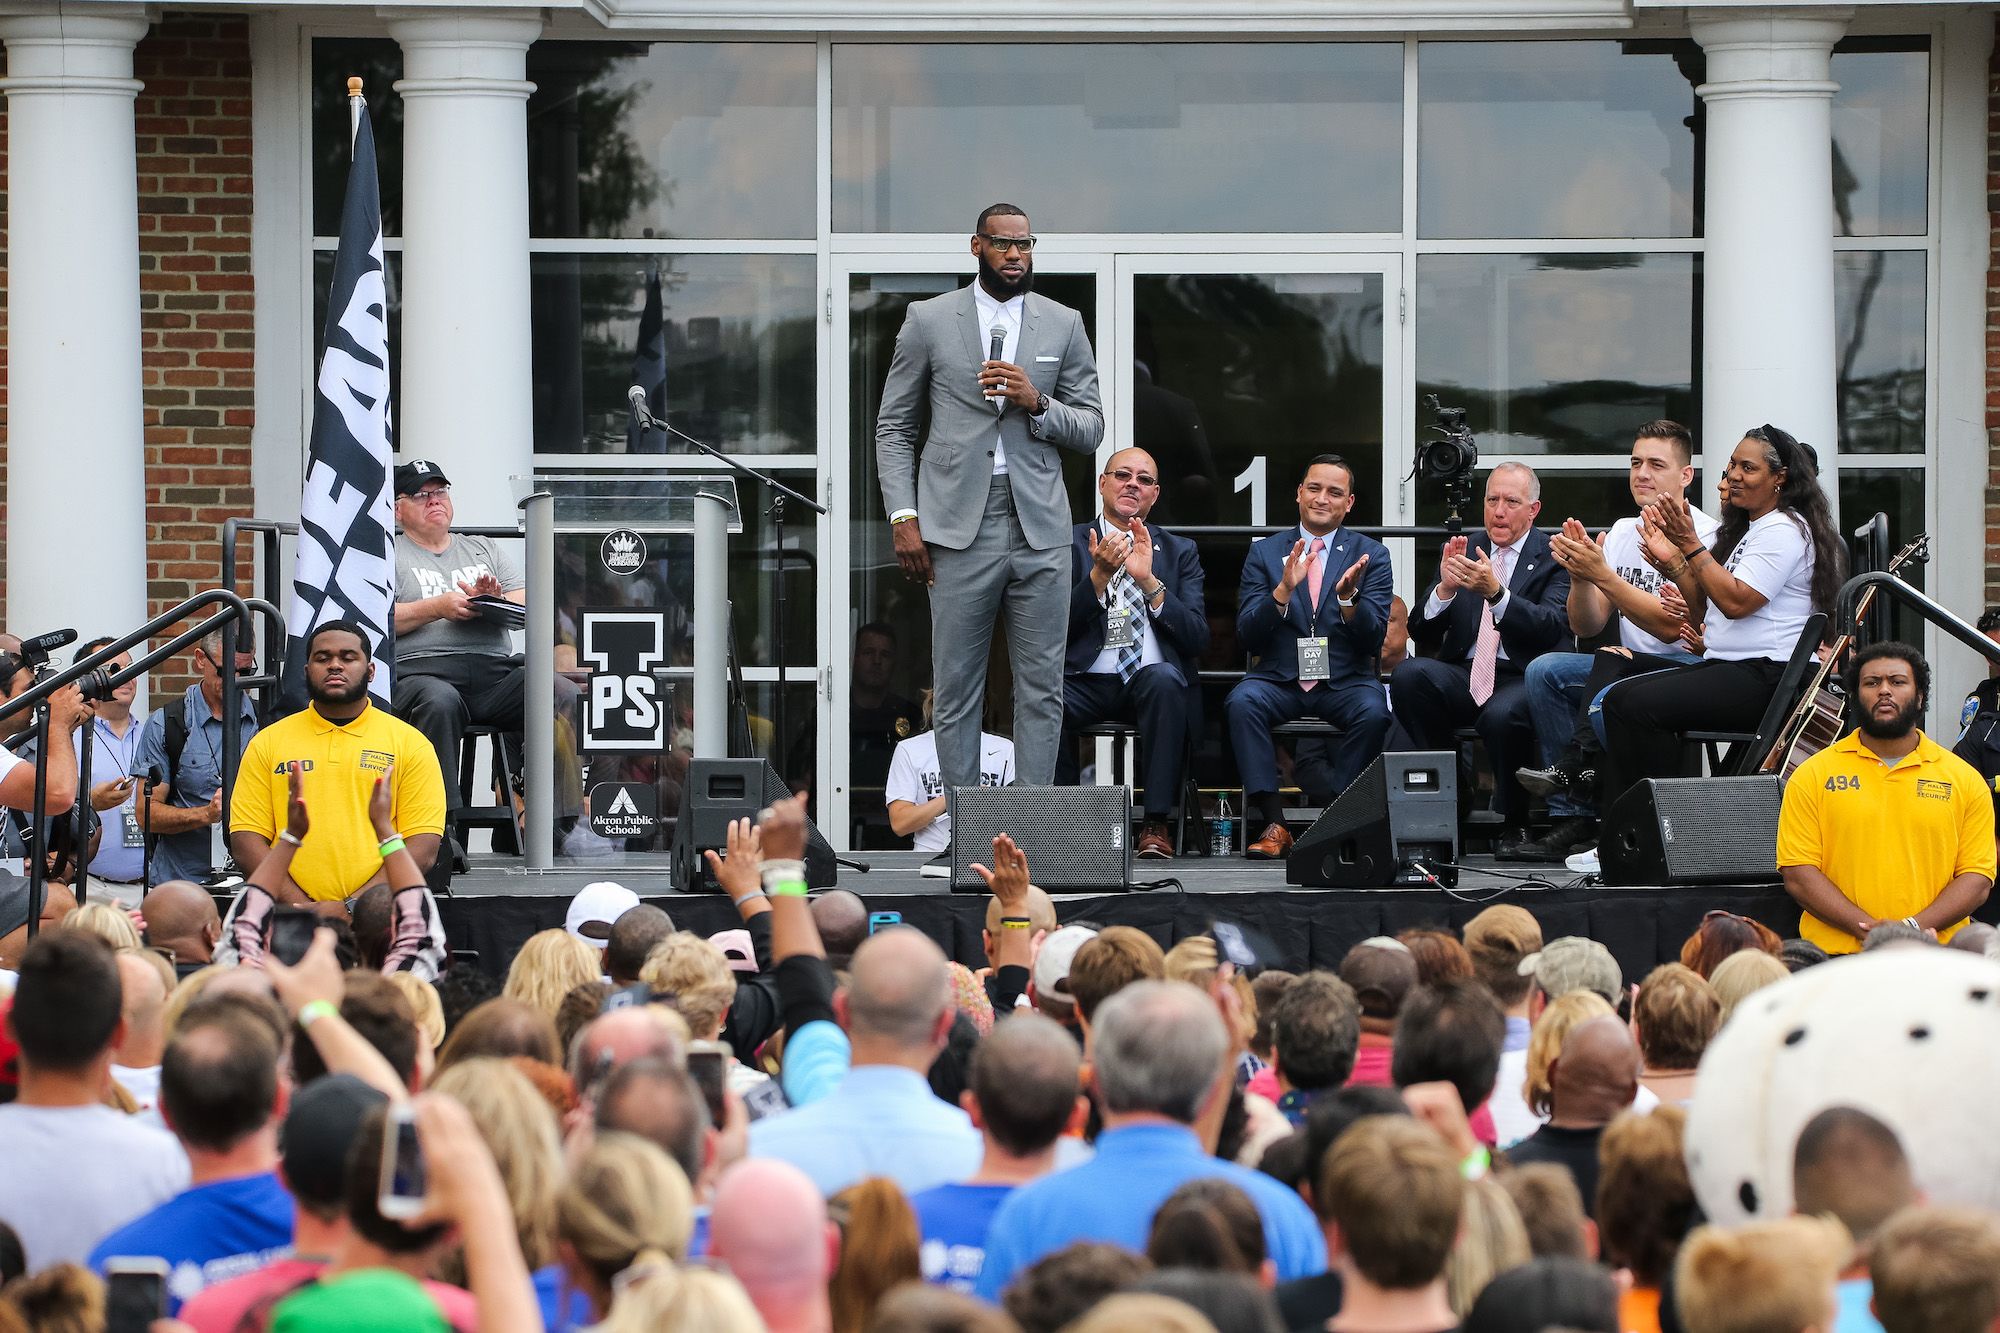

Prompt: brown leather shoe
[
  {"left": 1245, "top": 823, "right": 1294, "bottom": 859},
  {"left": 1136, "top": 822, "right": 1174, "bottom": 860}
]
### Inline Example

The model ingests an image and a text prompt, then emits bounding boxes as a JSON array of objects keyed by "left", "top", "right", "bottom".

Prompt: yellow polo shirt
[
  {"left": 230, "top": 701, "right": 447, "bottom": 902},
  {"left": 1777, "top": 729, "right": 1997, "bottom": 954}
]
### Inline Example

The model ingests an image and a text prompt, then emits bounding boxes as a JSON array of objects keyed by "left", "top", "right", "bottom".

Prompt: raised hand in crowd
[
  {"left": 706, "top": 815, "right": 770, "bottom": 920},
  {"left": 265, "top": 925, "right": 408, "bottom": 1099},
  {"left": 973, "top": 833, "right": 1037, "bottom": 973},
  {"left": 1435, "top": 533, "right": 1469, "bottom": 595},
  {"left": 1401, "top": 1080, "right": 1480, "bottom": 1162}
]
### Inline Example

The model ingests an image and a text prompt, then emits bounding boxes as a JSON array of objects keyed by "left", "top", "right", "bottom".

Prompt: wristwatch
[{"left": 1033, "top": 391, "right": 1050, "bottom": 417}]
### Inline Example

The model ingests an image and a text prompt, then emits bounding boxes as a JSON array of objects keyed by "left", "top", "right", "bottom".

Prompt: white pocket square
[{"left": 1035, "top": 355, "right": 1060, "bottom": 363}]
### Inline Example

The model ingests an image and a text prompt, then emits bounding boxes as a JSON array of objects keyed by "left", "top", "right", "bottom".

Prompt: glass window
[
  {"left": 312, "top": 39, "right": 405, "bottom": 238},
  {"left": 1835, "top": 249, "right": 1925, "bottom": 456},
  {"left": 1838, "top": 466, "right": 1926, "bottom": 644},
  {"left": 527, "top": 42, "right": 815, "bottom": 240},
  {"left": 1413, "top": 466, "right": 1660, "bottom": 530},
  {"left": 833, "top": 43, "right": 1403, "bottom": 234},
  {"left": 1415, "top": 253, "right": 1699, "bottom": 456},
  {"left": 1418, "top": 41, "right": 1700, "bottom": 239},
  {"left": 312, "top": 250, "right": 403, "bottom": 449},
  {"left": 529, "top": 253, "right": 816, "bottom": 455},
  {"left": 1831, "top": 39, "right": 1930, "bottom": 237},
  {"left": 1120, "top": 272, "right": 1386, "bottom": 529}
]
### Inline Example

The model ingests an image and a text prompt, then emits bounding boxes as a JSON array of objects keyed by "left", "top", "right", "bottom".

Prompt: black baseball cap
[
  {"left": 393, "top": 459, "right": 451, "bottom": 497},
  {"left": 280, "top": 1073, "right": 388, "bottom": 1208}
]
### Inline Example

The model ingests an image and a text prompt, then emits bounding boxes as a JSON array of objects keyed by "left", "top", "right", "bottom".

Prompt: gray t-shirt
[
  {"left": 0, "top": 1103, "right": 189, "bottom": 1272},
  {"left": 394, "top": 532, "right": 525, "bottom": 660}
]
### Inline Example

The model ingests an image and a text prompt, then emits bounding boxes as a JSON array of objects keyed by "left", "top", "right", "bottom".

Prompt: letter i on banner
[{"left": 281, "top": 77, "right": 397, "bottom": 714}]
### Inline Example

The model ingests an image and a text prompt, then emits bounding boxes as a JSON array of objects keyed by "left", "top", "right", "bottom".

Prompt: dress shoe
[
  {"left": 1516, "top": 750, "right": 1597, "bottom": 799},
  {"left": 1136, "top": 822, "right": 1174, "bottom": 860},
  {"left": 1496, "top": 816, "right": 1599, "bottom": 863},
  {"left": 1245, "top": 823, "right": 1294, "bottom": 859}
]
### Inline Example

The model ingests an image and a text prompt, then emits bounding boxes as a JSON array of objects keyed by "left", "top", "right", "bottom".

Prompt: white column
[
  {"left": 1692, "top": 11, "right": 1849, "bottom": 502},
  {"left": 1, "top": 7, "right": 150, "bottom": 641},
  {"left": 386, "top": 9, "right": 540, "bottom": 529}
]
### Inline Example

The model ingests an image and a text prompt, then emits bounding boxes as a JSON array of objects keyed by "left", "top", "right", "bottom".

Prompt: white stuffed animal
[{"left": 1685, "top": 945, "right": 2000, "bottom": 1226}]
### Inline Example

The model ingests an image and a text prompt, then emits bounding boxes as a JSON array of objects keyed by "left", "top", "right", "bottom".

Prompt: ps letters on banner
[{"left": 579, "top": 608, "right": 671, "bottom": 754}]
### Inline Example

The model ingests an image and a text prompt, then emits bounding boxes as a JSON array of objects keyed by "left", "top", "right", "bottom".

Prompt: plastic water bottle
[{"left": 1211, "top": 793, "right": 1234, "bottom": 856}]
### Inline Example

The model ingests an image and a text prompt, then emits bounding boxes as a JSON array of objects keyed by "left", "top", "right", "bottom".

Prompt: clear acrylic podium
[{"left": 514, "top": 474, "right": 742, "bottom": 869}]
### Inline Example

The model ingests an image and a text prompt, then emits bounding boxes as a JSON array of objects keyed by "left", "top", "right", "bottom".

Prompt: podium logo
[
  {"left": 579, "top": 608, "right": 669, "bottom": 753},
  {"left": 601, "top": 528, "right": 647, "bottom": 576}
]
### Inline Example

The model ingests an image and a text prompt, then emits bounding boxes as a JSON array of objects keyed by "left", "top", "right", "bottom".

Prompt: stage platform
[{"left": 432, "top": 851, "right": 1906, "bottom": 986}]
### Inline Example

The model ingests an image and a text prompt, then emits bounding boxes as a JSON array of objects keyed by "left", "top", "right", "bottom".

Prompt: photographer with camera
[
  {"left": 0, "top": 636, "right": 92, "bottom": 946},
  {"left": 131, "top": 628, "right": 263, "bottom": 888}
]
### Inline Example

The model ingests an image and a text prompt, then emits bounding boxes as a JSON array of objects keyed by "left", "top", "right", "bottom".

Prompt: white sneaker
[
  {"left": 919, "top": 852, "right": 951, "bottom": 879},
  {"left": 1565, "top": 845, "right": 1601, "bottom": 874}
]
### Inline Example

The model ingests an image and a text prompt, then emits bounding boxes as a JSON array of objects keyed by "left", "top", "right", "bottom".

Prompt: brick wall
[
  {"left": 1990, "top": 36, "right": 2000, "bottom": 605},
  {"left": 0, "top": 14, "right": 256, "bottom": 694}
]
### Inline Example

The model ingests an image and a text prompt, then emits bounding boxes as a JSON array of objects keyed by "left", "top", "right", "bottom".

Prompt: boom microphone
[{"left": 21, "top": 630, "right": 76, "bottom": 658}]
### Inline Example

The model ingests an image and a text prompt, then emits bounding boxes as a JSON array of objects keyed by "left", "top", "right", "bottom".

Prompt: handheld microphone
[{"left": 986, "top": 328, "right": 1005, "bottom": 406}]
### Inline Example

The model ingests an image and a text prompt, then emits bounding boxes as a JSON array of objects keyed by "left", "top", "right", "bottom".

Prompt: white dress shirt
[
  {"left": 972, "top": 282, "right": 1024, "bottom": 476},
  {"left": 1088, "top": 515, "right": 1166, "bottom": 676},
  {"left": 1425, "top": 535, "right": 1528, "bottom": 661}
]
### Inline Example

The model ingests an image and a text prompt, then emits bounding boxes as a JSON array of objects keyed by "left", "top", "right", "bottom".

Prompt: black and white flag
[{"left": 281, "top": 96, "right": 395, "bottom": 712}]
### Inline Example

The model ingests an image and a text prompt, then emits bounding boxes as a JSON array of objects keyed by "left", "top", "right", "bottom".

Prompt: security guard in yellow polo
[
  {"left": 1778, "top": 641, "right": 1996, "bottom": 955},
  {"left": 231, "top": 621, "right": 447, "bottom": 906}
]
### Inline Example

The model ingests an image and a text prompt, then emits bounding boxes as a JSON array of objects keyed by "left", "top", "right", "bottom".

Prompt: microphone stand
[{"left": 632, "top": 400, "right": 826, "bottom": 786}]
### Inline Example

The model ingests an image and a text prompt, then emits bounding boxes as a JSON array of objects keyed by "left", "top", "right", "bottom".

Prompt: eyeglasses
[
  {"left": 406, "top": 485, "right": 450, "bottom": 502},
  {"left": 1104, "top": 468, "right": 1159, "bottom": 487},
  {"left": 978, "top": 233, "right": 1036, "bottom": 253}
]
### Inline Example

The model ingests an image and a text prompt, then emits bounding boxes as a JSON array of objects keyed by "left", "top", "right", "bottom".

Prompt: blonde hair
[
  {"left": 1524, "top": 989, "right": 1615, "bottom": 1118},
  {"left": 1675, "top": 1216, "right": 1847, "bottom": 1333},
  {"left": 1709, "top": 949, "right": 1789, "bottom": 1027},
  {"left": 161, "top": 963, "right": 227, "bottom": 1039},
  {"left": 640, "top": 934, "right": 736, "bottom": 1041},
  {"left": 1445, "top": 1176, "right": 1532, "bottom": 1317},
  {"left": 119, "top": 945, "right": 177, "bottom": 999},
  {"left": 504, "top": 929, "right": 603, "bottom": 1020},
  {"left": 1066, "top": 1294, "right": 1219, "bottom": 1333},
  {"left": 65, "top": 903, "right": 141, "bottom": 952},
  {"left": 387, "top": 972, "right": 446, "bottom": 1051},
  {"left": 429, "top": 1058, "right": 566, "bottom": 1272},
  {"left": 599, "top": 1265, "right": 765, "bottom": 1333},
  {"left": 557, "top": 1131, "right": 695, "bottom": 1289},
  {"left": 1, "top": 1263, "right": 103, "bottom": 1333},
  {"left": 1161, "top": 937, "right": 1256, "bottom": 1046}
]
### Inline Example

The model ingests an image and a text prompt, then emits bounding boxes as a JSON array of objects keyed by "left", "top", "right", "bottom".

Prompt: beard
[
  {"left": 977, "top": 250, "right": 1033, "bottom": 298},
  {"left": 309, "top": 671, "right": 371, "bottom": 707},
  {"left": 1858, "top": 697, "right": 1922, "bottom": 740}
]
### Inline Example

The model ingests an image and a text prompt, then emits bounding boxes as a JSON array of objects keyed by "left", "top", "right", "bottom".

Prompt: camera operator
[{"left": 0, "top": 646, "right": 88, "bottom": 957}]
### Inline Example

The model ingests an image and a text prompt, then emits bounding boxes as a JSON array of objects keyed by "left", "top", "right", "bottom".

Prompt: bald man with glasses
[{"left": 1056, "top": 449, "right": 1208, "bottom": 859}]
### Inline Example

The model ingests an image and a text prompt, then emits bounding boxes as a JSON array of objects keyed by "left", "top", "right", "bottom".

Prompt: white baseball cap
[
  {"left": 565, "top": 881, "right": 641, "bottom": 949},
  {"left": 1033, "top": 925, "right": 1098, "bottom": 1005}
]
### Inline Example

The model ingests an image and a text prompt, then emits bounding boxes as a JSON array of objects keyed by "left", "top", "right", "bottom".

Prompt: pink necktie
[
  {"left": 1469, "top": 546, "right": 1512, "bottom": 706},
  {"left": 1302, "top": 538, "right": 1326, "bottom": 693}
]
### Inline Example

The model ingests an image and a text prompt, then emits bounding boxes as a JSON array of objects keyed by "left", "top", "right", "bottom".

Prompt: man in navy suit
[
  {"left": 1225, "top": 455, "right": 1394, "bottom": 859},
  {"left": 1390, "top": 463, "right": 1572, "bottom": 832},
  {"left": 1058, "top": 448, "right": 1207, "bottom": 860}
]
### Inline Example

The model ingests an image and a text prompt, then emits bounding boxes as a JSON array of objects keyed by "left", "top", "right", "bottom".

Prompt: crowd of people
[{"left": 0, "top": 777, "right": 1991, "bottom": 1333}]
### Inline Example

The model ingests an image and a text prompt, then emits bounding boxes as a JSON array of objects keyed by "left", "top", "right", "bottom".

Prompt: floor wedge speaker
[
  {"left": 949, "top": 784, "right": 1131, "bottom": 892},
  {"left": 1286, "top": 752, "right": 1459, "bottom": 888},
  {"left": 671, "top": 758, "right": 837, "bottom": 891},
  {"left": 1599, "top": 775, "right": 1782, "bottom": 886}
]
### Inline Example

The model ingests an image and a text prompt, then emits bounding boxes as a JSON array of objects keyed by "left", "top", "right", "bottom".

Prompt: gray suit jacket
[{"left": 875, "top": 285, "right": 1104, "bottom": 552}]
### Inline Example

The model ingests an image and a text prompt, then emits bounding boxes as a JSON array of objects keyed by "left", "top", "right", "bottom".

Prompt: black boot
[
  {"left": 1516, "top": 750, "right": 1598, "bottom": 800},
  {"left": 1497, "top": 816, "right": 1599, "bottom": 863}
]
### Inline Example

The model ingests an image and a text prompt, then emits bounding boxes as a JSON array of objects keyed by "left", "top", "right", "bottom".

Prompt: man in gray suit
[{"left": 876, "top": 204, "right": 1104, "bottom": 790}]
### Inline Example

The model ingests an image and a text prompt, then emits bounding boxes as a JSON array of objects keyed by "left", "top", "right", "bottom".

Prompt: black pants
[
  {"left": 394, "top": 654, "right": 581, "bottom": 818},
  {"left": 1568, "top": 648, "right": 1691, "bottom": 754},
  {"left": 1056, "top": 665, "right": 1193, "bottom": 821},
  {"left": 1389, "top": 657, "right": 1533, "bottom": 827},
  {"left": 1598, "top": 657, "right": 1785, "bottom": 807}
]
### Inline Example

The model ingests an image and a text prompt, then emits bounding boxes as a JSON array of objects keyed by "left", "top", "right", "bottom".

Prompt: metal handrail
[{"left": 1835, "top": 572, "right": 2000, "bottom": 673}]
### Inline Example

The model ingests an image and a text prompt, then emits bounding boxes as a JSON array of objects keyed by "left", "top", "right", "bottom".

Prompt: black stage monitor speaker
[
  {"left": 1599, "top": 774, "right": 1782, "bottom": 886},
  {"left": 949, "top": 784, "right": 1130, "bottom": 892},
  {"left": 1286, "top": 751, "right": 1459, "bottom": 888},
  {"left": 671, "top": 758, "right": 837, "bottom": 892}
]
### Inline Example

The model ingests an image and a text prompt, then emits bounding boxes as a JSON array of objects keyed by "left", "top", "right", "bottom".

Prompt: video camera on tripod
[{"left": 1415, "top": 395, "right": 1481, "bottom": 533}]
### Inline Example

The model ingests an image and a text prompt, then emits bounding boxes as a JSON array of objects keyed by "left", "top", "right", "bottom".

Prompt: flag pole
[{"left": 347, "top": 76, "right": 364, "bottom": 151}]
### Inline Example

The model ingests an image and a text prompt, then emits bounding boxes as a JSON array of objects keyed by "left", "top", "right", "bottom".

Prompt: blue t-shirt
[
  {"left": 910, "top": 1182, "right": 1014, "bottom": 1294},
  {"left": 1836, "top": 1277, "right": 1885, "bottom": 1333},
  {"left": 533, "top": 1264, "right": 594, "bottom": 1333},
  {"left": 88, "top": 1172, "right": 294, "bottom": 1315}
]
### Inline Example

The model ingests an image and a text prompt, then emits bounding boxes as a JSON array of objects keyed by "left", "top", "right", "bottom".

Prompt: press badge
[
  {"left": 120, "top": 807, "right": 145, "bottom": 849},
  {"left": 1298, "top": 637, "right": 1332, "bottom": 682},
  {"left": 1105, "top": 607, "right": 1139, "bottom": 650}
]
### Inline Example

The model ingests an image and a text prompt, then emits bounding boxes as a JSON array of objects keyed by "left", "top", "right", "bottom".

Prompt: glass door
[
  {"left": 1110, "top": 254, "right": 1404, "bottom": 806},
  {"left": 828, "top": 254, "right": 1111, "bottom": 850}
]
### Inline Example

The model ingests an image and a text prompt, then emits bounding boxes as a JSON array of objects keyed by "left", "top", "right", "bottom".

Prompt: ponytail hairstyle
[{"left": 1710, "top": 424, "right": 1846, "bottom": 616}]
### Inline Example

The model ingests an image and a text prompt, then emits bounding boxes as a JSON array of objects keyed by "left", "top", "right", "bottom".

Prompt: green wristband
[
  {"left": 377, "top": 836, "right": 406, "bottom": 858},
  {"left": 298, "top": 999, "right": 338, "bottom": 1029},
  {"left": 769, "top": 881, "right": 810, "bottom": 898}
]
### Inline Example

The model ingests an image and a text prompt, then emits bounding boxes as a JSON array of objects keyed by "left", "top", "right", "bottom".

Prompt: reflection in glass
[
  {"left": 1125, "top": 273, "right": 1384, "bottom": 529},
  {"left": 1838, "top": 467, "right": 1926, "bottom": 645},
  {"left": 833, "top": 43, "right": 1402, "bottom": 233},
  {"left": 1835, "top": 250, "right": 1925, "bottom": 456},
  {"left": 1417, "top": 41, "right": 1701, "bottom": 239},
  {"left": 1831, "top": 40, "right": 1930, "bottom": 237},
  {"left": 1413, "top": 468, "right": 1673, "bottom": 531},
  {"left": 527, "top": 42, "right": 815, "bottom": 240},
  {"left": 313, "top": 250, "right": 404, "bottom": 449},
  {"left": 312, "top": 38, "right": 404, "bottom": 237},
  {"left": 845, "top": 272, "right": 1098, "bottom": 841},
  {"left": 529, "top": 253, "right": 815, "bottom": 455},
  {"left": 1415, "top": 253, "right": 1699, "bottom": 456}
]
